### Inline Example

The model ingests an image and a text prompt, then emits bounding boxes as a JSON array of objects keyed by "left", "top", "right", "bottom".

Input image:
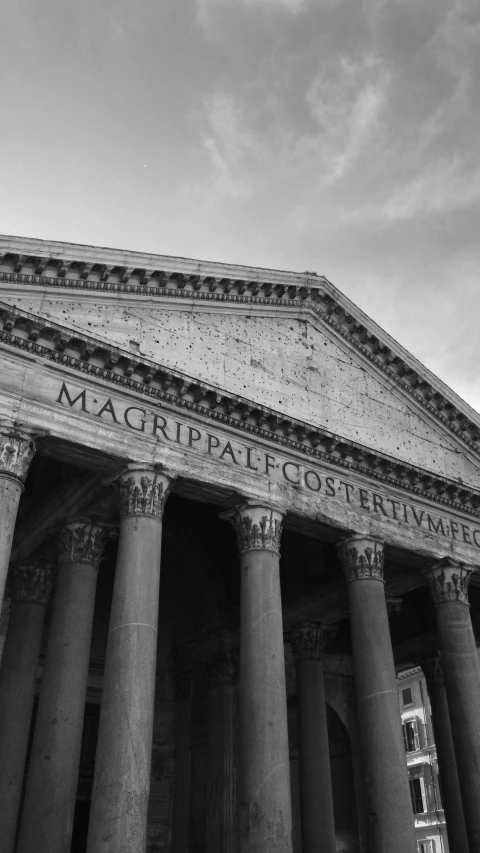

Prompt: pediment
[{"left": 1, "top": 235, "right": 480, "bottom": 502}]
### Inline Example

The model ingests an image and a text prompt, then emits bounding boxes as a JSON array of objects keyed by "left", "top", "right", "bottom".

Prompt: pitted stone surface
[{"left": 5, "top": 297, "right": 480, "bottom": 487}]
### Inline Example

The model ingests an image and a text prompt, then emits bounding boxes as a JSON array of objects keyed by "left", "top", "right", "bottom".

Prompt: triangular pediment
[{"left": 1, "top": 234, "right": 480, "bottom": 499}]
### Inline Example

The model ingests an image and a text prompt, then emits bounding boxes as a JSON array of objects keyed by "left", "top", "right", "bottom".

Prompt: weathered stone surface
[
  {"left": 422, "top": 654, "right": 469, "bottom": 853},
  {"left": 0, "top": 562, "right": 55, "bottom": 853},
  {"left": 0, "top": 596, "right": 10, "bottom": 664},
  {"left": 291, "top": 625, "right": 336, "bottom": 853},
  {"left": 86, "top": 467, "right": 173, "bottom": 853},
  {"left": 337, "top": 536, "right": 417, "bottom": 853},
  {"left": 17, "top": 522, "right": 108, "bottom": 853},
  {"left": 225, "top": 504, "right": 293, "bottom": 853},
  {"left": 1, "top": 351, "right": 479, "bottom": 566},
  {"left": 424, "top": 568, "right": 480, "bottom": 851},
  {"left": 0, "top": 428, "right": 36, "bottom": 612},
  {"left": 148, "top": 694, "right": 176, "bottom": 852},
  {"left": 4, "top": 287, "right": 480, "bottom": 489}
]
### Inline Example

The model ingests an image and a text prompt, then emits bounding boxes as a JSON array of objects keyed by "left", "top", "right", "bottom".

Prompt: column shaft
[
  {"left": 0, "top": 478, "right": 22, "bottom": 605},
  {"left": 424, "top": 558, "right": 480, "bottom": 850},
  {"left": 0, "top": 428, "right": 36, "bottom": 610},
  {"left": 206, "top": 653, "right": 239, "bottom": 853},
  {"left": 17, "top": 520, "right": 107, "bottom": 853},
  {"left": 87, "top": 466, "right": 171, "bottom": 853},
  {"left": 172, "top": 672, "right": 194, "bottom": 853},
  {"left": 424, "top": 656, "right": 469, "bottom": 853},
  {"left": 424, "top": 561, "right": 480, "bottom": 850},
  {"left": 293, "top": 634, "right": 336, "bottom": 853},
  {"left": 437, "top": 606, "right": 480, "bottom": 847},
  {"left": 338, "top": 536, "right": 416, "bottom": 853},
  {"left": 224, "top": 503, "right": 292, "bottom": 853},
  {"left": 0, "top": 563, "right": 55, "bottom": 853}
]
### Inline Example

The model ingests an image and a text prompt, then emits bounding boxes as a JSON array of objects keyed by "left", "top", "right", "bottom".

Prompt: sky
[{"left": 1, "top": 0, "right": 480, "bottom": 411}]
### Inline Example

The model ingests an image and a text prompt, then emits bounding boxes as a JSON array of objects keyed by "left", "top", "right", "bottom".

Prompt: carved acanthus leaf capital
[
  {"left": 58, "top": 518, "right": 112, "bottom": 568},
  {"left": 423, "top": 558, "right": 473, "bottom": 606},
  {"left": 117, "top": 464, "right": 173, "bottom": 520},
  {"left": 386, "top": 596, "right": 403, "bottom": 618},
  {"left": 337, "top": 535, "right": 385, "bottom": 582},
  {"left": 11, "top": 561, "right": 56, "bottom": 606},
  {"left": 289, "top": 622, "right": 336, "bottom": 662},
  {"left": 205, "top": 650, "right": 239, "bottom": 687},
  {"left": 221, "top": 502, "right": 284, "bottom": 554},
  {"left": 173, "top": 668, "right": 196, "bottom": 701},
  {"left": 0, "top": 427, "right": 36, "bottom": 483}
]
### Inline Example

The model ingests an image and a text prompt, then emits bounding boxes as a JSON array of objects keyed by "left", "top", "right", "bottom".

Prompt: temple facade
[{"left": 0, "top": 233, "right": 479, "bottom": 853}]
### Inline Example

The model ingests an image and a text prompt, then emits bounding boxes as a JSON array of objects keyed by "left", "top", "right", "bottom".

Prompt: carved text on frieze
[{"left": 57, "top": 382, "right": 480, "bottom": 550}]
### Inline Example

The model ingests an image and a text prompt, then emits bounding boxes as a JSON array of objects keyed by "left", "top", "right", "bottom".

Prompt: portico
[{"left": 1, "top": 235, "right": 480, "bottom": 853}]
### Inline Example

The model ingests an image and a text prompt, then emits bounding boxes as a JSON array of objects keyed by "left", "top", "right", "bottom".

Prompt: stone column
[
  {"left": 337, "top": 535, "right": 416, "bottom": 853},
  {"left": 422, "top": 653, "right": 469, "bottom": 853},
  {"left": 206, "top": 651, "right": 239, "bottom": 853},
  {"left": 289, "top": 623, "right": 336, "bottom": 853},
  {"left": 423, "top": 558, "right": 480, "bottom": 850},
  {"left": 0, "top": 426, "right": 36, "bottom": 611},
  {"left": 0, "top": 596, "right": 11, "bottom": 665},
  {"left": 0, "top": 561, "right": 56, "bottom": 853},
  {"left": 87, "top": 464, "right": 173, "bottom": 853},
  {"left": 172, "top": 669, "right": 195, "bottom": 853},
  {"left": 222, "top": 502, "right": 292, "bottom": 853},
  {"left": 17, "top": 518, "right": 110, "bottom": 853}
]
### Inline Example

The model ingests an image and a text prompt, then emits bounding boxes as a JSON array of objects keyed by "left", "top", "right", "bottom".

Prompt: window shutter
[
  {"left": 419, "top": 777, "right": 427, "bottom": 812},
  {"left": 413, "top": 719, "right": 420, "bottom": 751}
]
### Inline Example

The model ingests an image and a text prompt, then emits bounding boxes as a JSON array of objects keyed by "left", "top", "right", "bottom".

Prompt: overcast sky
[{"left": 1, "top": 0, "right": 479, "bottom": 411}]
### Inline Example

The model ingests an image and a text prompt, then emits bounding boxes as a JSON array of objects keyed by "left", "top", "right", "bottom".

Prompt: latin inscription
[{"left": 57, "top": 382, "right": 480, "bottom": 549}]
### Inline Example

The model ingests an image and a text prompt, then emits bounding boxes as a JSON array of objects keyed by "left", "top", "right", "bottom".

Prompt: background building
[{"left": 398, "top": 666, "right": 448, "bottom": 853}]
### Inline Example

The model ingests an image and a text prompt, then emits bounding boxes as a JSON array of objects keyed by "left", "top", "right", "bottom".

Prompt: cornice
[
  {"left": 1, "top": 299, "right": 480, "bottom": 520},
  {"left": 397, "top": 666, "right": 422, "bottom": 681},
  {"left": 0, "top": 234, "right": 329, "bottom": 288}
]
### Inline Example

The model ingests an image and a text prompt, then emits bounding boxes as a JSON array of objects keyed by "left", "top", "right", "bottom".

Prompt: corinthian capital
[
  {"left": 222, "top": 502, "right": 284, "bottom": 555},
  {"left": 337, "top": 534, "right": 385, "bottom": 582},
  {"left": 10, "top": 561, "right": 56, "bottom": 606},
  {"left": 420, "top": 652, "right": 444, "bottom": 687},
  {"left": 58, "top": 518, "right": 111, "bottom": 568},
  {"left": 289, "top": 622, "right": 335, "bottom": 662},
  {"left": 117, "top": 464, "right": 172, "bottom": 520},
  {"left": 205, "top": 650, "right": 239, "bottom": 688},
  {"left": 0, "top": 427, "right": 36, "bottom": 483},
  {"left": 423, "top": 558, "right": 473, "bottom": 607}
]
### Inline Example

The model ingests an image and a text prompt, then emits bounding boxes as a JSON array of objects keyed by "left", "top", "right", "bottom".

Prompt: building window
[
  {"left": 418, "top": 841, "right": 433, "bottom": 853},
  {"left": 410, "top": 777, "right": 427, "bottom": 814},
  {"left": 403, "top": 719, "right": 420, "bottom": 752},
  {"left": 402, "top": 686, "right": 414, "bottom": 707}
]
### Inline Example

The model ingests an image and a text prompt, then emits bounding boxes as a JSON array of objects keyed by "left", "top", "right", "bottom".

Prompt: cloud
[
  {"left": 430, "top": 0, "right": 480, "bottom": 76},
  {"left": 243, "top": 0, "right": 308, "bottom": 9},
  {"left": 304, "top": 55, "right": 390, "bottom": 181},
  {"left": 188, "top": 50, "right": 390, "bottom": 204},
  {"left": 195, "top": 0, "right": 309, "bottom": 35},
  {"left": 193, "top": 91, "right": 264, "bottom": 200},
  {"left": 384, "top": 158, "right": 480, "bottom": 220}
]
